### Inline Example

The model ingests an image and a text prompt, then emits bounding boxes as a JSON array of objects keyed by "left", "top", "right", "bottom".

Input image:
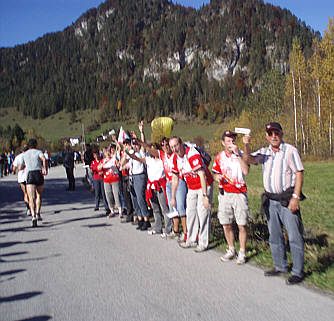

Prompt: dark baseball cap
[
  {"left": 265, "top": 122, "right": 282, "bottom": 133},
  {"left": 222, "top": 130, "right": 237, "bottom": 139}
]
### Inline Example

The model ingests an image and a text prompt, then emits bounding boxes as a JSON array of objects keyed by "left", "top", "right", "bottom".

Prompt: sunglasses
[{"left": 267, "top": 130, "right": 281, "bottom": 136}]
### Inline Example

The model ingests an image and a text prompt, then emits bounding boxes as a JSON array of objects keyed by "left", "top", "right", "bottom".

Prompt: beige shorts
[{"left": 218, "top": 192, "right": 249, "bottom": 226}]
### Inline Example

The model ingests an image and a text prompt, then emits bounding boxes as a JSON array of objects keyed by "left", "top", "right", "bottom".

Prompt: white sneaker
[
  {"left": 166, "top": 231, "right": 177, "bottom": 239},
  {"left": 179, "top": 241, "right": 197, "bottom": 249},
  {"left": 220, "top": 249, "right": 236, "bottom": 262},
  {"left": 176, "top": 232, "right": 185, "bottom": 243},
  {"left": 194, "top": 245, "right": 207, "bottom": 253},
  {"left": 236, "top": 251, "right": 246, "bottom": 265},
  {"left": 160, "top": 232, "right": 167, "bottom": 239}
]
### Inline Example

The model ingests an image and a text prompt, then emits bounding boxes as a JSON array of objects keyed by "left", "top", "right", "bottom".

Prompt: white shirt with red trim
[
  {"left": 212, "top": 150, "right": 247, "bottom": 193},
  {"left": 158, "top": 150, "right": 173, "bottom": 182},
  {"left": 172, "top": 146, "right": 213, "bottom": 190}
]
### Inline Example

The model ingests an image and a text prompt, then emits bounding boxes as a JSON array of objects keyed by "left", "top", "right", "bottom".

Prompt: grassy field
[
  {"left": 210, "top": 160, "right": 334, "bottom": 293},
  {"left": 1, "top": 107, "right": 222, "bottom": 143}
]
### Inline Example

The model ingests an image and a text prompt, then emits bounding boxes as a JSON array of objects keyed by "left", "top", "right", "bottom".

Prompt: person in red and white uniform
[
  {"left": 119, "top": 138, "right": 134, "bottom": 223},
  {"left": 169, "top": 136, "right": 213, "bottom": 252},
  {"left": 98, "top": 144, "right": 122, "bottom": 218},
  {"left": 137, "top": 136, "right": 187, "bottom": 240},
  {"left": 212, "top": 130, "right": 250, "bottom": 264},
  {"left": 90, "top": 149, "right": 110, "bottom": 215},
  {"left": 126, "top": 141, "right": 171, "bottom": 235}
]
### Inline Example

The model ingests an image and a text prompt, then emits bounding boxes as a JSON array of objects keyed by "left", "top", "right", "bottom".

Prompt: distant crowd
[{"left": 11, "top": 120, "right": 306, "bottom": 285}]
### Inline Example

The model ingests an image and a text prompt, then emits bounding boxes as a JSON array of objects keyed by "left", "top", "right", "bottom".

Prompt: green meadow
[{"left": 1, "top": 107, "right": 222, "bottom": 143}]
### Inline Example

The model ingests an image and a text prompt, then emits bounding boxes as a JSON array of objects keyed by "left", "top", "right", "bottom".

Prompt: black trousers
[{"left": 65, "top": 167, "right": 75, "bottom": 190}]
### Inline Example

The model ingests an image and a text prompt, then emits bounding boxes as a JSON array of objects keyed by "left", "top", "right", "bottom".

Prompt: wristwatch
[{"left": 292, "top": 193, "right": 300, "bottom": 200}]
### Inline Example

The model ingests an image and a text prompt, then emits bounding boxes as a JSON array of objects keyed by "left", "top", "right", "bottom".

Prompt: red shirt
[
  {"left": 212, "top": 151, "right": 247, "bottom": 193},
  {"left": 172, "top": 146, "right": 213, "bottom": 190},
  {"left": 90, "top": 159, "right": 104, "bottom": 180},
  {"left": 102, "top": 157, "right": 120, "bottom": 183}
]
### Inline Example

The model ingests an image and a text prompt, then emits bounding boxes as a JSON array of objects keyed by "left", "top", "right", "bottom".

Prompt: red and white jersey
[
  {"left": 172, "top": 146, "right": 213, "bottom": 190},
  {"left": 158, "top": 150, "right": 173, "bottom": 182},
  {"left": 102, "top": 156, "right": 120, "bottom": 183},
  {"left": 212, "top": 151, "right": 247, "bottom": 193}
]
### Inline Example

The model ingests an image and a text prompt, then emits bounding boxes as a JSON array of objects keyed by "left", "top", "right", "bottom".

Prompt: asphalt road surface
[{"left": 1, "top": 165, "right": 333, "bottom": 321}]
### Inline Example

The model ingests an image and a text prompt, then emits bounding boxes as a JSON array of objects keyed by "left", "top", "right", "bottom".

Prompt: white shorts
[{"left": 218, "top": 192, "right": 249, "bottom": 226}]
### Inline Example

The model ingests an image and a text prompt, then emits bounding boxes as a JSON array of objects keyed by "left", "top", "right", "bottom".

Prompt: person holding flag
[{"left": 212, "top": 130, "right": 250, "bottom": 264}]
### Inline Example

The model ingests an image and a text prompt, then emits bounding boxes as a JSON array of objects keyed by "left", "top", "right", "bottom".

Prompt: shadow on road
[
  {"left": 1, "top": 253, "right": 61, "bottom": 264},
  {"left": 0, "top": 269, "right": 26, "bottom": 277},
  {"left": 0, "top": 291, "right": 43, "bottom": 303},
  {"left": 1, "top": 251, "right": 29, "bottom": 257},
  {"left": 16, "top": 316, "right": 52, "bottom": 321},
  {"left": 81, "top": 223, "right": 111, "bottom": 228},
  {"left": 0, "top": 239, "right": 48, "bottom": 248}
]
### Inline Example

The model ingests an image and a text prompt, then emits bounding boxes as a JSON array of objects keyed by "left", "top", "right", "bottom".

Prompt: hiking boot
[
  {"left": 236, "top": 251, "right": 246, "bottom": 265},
  {"left": 140, "top": 221, "right": 151, "bottom": 231},
  {"left": 136, "top": 220, "right": 144, "bottom": 230},
  {"left": 220, "top": 249, "right": 236, "bottom": 262}
]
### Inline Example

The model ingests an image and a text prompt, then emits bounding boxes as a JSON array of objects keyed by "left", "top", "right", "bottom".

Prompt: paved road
[{"left": 1, "top": 166, "right": 333, "bottom": 321}]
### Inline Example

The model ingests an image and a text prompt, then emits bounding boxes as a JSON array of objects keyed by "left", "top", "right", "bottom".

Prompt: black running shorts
[{"left": 27, "top": 170, "right": 44, "bottom": 186}]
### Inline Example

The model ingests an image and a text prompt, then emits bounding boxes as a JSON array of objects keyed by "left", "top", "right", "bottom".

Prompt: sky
[{"left": 0, "top": 0, "right": 333, "bottom": 48}]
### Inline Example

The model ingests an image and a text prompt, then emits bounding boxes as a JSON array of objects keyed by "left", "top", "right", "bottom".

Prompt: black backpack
[{"left": 194, "top": 146, "right": 211, "bottom": 167}]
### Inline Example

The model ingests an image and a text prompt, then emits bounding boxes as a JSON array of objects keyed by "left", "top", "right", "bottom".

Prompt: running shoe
[
  {"left": 194, "top": 245, "right": 208, "bottom": 253},
  {"left": 236, "top": 251, "right": 246, "bottom": 264},
  {"left": 179, "top": 241, "right": 197, "bottom": 249},
  {"left": 220, "top": 249, "right": 236, "bottom": 262},
  {"left": 32, "top": 218, "right": 37, "bottom": 227}
]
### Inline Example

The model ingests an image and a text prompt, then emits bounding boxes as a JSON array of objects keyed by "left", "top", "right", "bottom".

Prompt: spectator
[
  {"left": 243, "top": 122, "right": 305, "bottom": 285},
  {"left": 90, "top": 149, "right": 110, "bottom": 215},
  {"left": 62, "top": 144, "right": 75, "bottom": 191},
  {"left": 169, "top": 136, "right": 213, "bottom": 253}
]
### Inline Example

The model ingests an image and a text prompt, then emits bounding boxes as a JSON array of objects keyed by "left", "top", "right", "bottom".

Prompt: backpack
[{"left": 195, "top": 146, "right": 212, "bottom": 167}]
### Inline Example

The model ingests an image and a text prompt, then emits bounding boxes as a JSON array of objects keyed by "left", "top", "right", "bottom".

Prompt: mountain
[{"left": 0, "top": 0, "right": 320, "bottom": 121}]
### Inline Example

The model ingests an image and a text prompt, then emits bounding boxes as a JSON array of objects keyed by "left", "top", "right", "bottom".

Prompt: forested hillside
[{"left": 0, "top": 0, "right": 319, "bottom": 121}]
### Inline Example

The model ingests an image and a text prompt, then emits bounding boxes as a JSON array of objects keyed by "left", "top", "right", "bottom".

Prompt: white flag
[{"left": 118, "top": 126, "right": 129, "bottom": 143}]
